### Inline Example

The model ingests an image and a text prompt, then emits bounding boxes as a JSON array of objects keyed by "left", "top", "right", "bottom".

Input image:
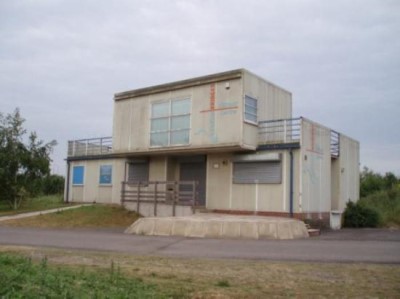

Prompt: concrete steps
[{"left": 125, "top": 214, "right": 309, "bottom": 240}]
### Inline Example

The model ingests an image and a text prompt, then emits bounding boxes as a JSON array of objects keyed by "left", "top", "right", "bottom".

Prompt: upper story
[
  {"left": 67, "top": 69, "right": 354, "bottom": 159},
  {"left": 111, "top": 69, "right": 292, "bottom": 155}
]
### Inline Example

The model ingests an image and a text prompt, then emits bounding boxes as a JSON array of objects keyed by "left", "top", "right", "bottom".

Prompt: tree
[{"left": 0, "top": 108, "right": 56, "bottom": 209}]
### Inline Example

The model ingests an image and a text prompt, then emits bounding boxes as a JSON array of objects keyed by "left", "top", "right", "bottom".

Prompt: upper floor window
[
  {"left": 244, "top": 95, "right": 257, "bottom": 124},
  {"left": 150, "top": 98, "right": 191, "bottom": 147}
]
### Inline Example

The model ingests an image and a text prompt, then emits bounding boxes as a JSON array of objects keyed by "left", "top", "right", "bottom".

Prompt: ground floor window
[
  {"left": 72, "top": 166, "right": 84, "bottom": 185},
  {"left": 128, "top": 162, "right": 149, "bottom": 182},
  {"left": 99, "top": 165, "right": 112, "bottom": 185},
  {"left": 233, "top": 161, "right": 282, "bottom": 184}
]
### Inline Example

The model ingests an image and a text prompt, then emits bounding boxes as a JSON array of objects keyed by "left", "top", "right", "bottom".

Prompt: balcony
[
  {"left": 67, "top": 137, "right": 112, "bottom": 157},
  {"left": 67, "top": 118, "right": 340, "bottom": 158}
]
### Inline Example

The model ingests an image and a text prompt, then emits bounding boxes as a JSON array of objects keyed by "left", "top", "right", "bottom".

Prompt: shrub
[{"left": 343, "top": 201, "right": 380, "bottom": 228}]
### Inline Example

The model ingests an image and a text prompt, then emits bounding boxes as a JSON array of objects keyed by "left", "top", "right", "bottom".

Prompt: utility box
[{"left": 330, "top": 210, "right": 343, "bottom": 230}]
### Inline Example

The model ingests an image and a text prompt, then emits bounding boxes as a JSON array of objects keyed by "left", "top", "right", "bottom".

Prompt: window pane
[
  {"left": 152, "top": 101, "right": 169, "bottom": 118},
  {"left": 172, "top": 99, "right": 191, "bottom": 115},
  {"left": 245, "top": 113, "right": 257, "bottom": 123},
  {"left": 245, "top": 96, "right": 257, "bottom": 107},
  {"left": 170, "top": 130, "right": 190, "bottom": 145},
  {"left": 151, "top": 117, "right": 169, "bottom": 132},
  {"left": 245, "top": 105, "right": 257, "bottom": 115},
  {"left": 99, "top": 165, "right": 112, "bottom": 184},
  {"left": 72, "top": 166, "right": 84, "bottom": 185},
  {"left": 171, "top": 115, "right": 190, "bottom": 130},
  {"left": 150, "top": 132, "right": 168, "bottom": 146}
]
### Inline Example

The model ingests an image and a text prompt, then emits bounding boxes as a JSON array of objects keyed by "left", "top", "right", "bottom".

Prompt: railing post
[
  {"left": 100, "top": 138, "right": 103, "bottom": 154},
  {"left": 283, "top": 120, "right": 287, "bottom": 143},
  {"left": 85, "top": 140, "right": 88, "bottom": 156},
  {"left": 121, "top": 181, "right": 125, "bottom": 203},
  {"left": 173, "top": 181, "right": 178, "bottom": 217},
  {"left": 72, "top": 141, "right": 76, "bottom": 156},
  {"left": 154, "top": 181, "right": 158, "bottom": 216},
  {"left": 136, "top": 182, "right": 141, "bottom": 214}
]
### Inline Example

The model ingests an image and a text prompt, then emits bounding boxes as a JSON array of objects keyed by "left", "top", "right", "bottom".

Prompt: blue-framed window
[
  {"left": 244, "top": 95, "right": 257, "bottom": 124},
  {"left": 72, "top": 166, "right": 84, "bottom": 185},
  {"left": 99, "top": 165, "right": 112, "bottom": 185}
]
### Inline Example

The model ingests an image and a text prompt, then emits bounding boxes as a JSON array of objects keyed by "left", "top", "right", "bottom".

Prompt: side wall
[
  {"left": 242, "top": 71, "right": 292, "bottom": 147},
  {"left": 300, "top": 119, "right": 332, "bottom": 216},
  {"left": 67, "top": 158, "right": 126, "bottom": 204}
]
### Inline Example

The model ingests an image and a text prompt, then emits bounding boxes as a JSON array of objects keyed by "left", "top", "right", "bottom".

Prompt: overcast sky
[{"left": 1, "top": 0, "right": 399, "bottom": 175}]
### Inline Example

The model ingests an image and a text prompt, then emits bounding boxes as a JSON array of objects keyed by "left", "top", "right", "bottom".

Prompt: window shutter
[
  {"left": 128, "top": 163, "right": 149, "bottom": 182},
  {"left": 233, "top": 161, "right": 281, "bottom": 184}
]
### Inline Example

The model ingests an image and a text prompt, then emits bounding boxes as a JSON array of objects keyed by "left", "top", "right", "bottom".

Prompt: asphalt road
[{"left": 0, "top": 226, "right": 399, "bottom": 264}]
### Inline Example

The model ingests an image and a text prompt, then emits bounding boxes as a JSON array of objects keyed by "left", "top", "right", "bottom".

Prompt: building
[{"left": 65, "top": 69, "right": 359, "bottom": 225}]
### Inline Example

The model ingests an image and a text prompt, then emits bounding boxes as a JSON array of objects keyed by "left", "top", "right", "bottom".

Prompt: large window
[
  {"left": 233, "top": 161, "right": 281, "bottom": 184},
  {"left": 150, "top": 98, "right": 191, "bottom": 146},
  {"left": 72, "top": 166, "right": 84, "bottom": 185},
  {"left": 99, "top": 165, "right": 112, "bottom": 185},
  {"left": 244, "top": 95, "right": 257, "bottom": 124}
]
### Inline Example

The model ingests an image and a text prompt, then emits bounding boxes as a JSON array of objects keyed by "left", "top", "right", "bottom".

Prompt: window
[
  {"left": 128, "top": 162, "right": 149, "bottom": 182},
  {"left": 72, "top": 166, "right": 84, "bottom": 185},
  {"left": 244, "top": 95, "right": 257, "bottom": 124},
  {"left": 150, "top": 98, "right": 191, "bottom": 146},
  {"left": 99, "top": 165, "right": 112, "bottom": 185},
  {"left": 233, "top": 161, "right": 281, "bottom": 184}
]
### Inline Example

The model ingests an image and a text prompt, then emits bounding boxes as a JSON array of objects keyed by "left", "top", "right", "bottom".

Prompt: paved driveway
[{"left": 0, "top": 226, "right": 399, "bottom": 264}]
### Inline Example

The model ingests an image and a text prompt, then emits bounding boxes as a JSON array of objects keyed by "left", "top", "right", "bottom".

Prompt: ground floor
[{"left": 65, "top": 135, "right": 359, "bottom": 227}]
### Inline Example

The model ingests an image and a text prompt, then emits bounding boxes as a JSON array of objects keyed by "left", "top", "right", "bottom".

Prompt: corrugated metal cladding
[
  {"left": 128, "top": 162, "right": 149, "bottom": 182},
  {"left": 233, "top": 161, "right": 282, "bottom": 184}
]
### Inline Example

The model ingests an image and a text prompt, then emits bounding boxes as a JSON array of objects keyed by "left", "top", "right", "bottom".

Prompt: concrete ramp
[{"left": 125, "top": 214, "right": 309, "bottom": 240}]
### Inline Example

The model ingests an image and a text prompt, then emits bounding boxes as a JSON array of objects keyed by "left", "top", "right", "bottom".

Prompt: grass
[
  {"left": 1, "top": 246, "right": 399, "bottom": 298},
  {"left": 0, "top": 204, "right": 141, "bottom": 228},
  {"left": 0, "top": 194, "right": 71, "bottom": 217}
]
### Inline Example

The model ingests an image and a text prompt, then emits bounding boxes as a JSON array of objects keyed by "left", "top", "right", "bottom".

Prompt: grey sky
[{"left": 1, "top": 0, "right": 399, "bottom": 175}]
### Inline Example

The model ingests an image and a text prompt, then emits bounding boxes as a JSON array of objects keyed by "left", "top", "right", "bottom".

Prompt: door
[{"left": 179, "top": 161, "right": 207, "bottom": 206}]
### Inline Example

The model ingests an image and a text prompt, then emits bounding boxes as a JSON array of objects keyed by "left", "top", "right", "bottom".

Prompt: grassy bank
[
  {"left": 0, "top": 204, "right": 140, "bottom": 228},
  {"left": 1, "top": 246, "right": 399, "bottom": 298},
  {"left": 0, "top": 195, "right": 70, "bottom": 217}
]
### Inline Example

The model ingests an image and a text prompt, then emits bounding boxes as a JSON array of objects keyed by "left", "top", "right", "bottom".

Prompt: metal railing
[
  {"left": 121, "top": 180, "right": 199, "bottom": 216},
  {"left": 258, "top": 117, "right": 301, "bottom": 144},
  {"left": 67, "top": 137, "right": 112, "bottom": 157},
  {"left": 330, "top": 130, "right": 340, "bottom": 158}
]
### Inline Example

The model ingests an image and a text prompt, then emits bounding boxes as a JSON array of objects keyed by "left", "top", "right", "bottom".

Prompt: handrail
[
  {"left": 258, "top": 118, "right": 302, "bottom": 144},
  {"left": 67, "top": 136, "right": 112, "bottom": 157}
]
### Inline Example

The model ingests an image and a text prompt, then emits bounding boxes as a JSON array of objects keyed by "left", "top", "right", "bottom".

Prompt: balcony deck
[{"left": 67, "top": 118, "right": 340, "bottom": 158}]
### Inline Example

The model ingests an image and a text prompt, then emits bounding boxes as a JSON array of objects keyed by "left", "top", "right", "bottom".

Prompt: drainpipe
[
  {"left": 65, "top": 160, "right": 71, "bottom": 203},
  {"left": 289, "top": 150, "right": 294, "bottom": 218}
]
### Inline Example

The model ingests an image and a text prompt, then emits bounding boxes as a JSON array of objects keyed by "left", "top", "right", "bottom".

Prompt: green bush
[
  {"left": 343, "top": 201, "right": 380, "bottom": 228},
  {"left": 42, "top": 174, "right": 65, "bottom": 195}
]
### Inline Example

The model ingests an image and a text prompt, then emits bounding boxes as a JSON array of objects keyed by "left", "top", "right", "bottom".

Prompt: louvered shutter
[{"left": 233, "top": 161, "right": 281, "bottom": 184}]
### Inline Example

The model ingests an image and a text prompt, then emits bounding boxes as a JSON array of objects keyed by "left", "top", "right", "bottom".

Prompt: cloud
[{"left": 0, "top": 0, "right": 399, "bottom": 175}]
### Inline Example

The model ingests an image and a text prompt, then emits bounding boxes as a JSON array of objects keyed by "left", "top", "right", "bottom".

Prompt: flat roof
[{"left": 114, "top": 68, "right": 244, "bottom": 101}]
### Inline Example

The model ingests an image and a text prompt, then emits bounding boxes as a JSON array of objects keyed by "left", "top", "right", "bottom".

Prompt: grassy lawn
[
  {"left": 0, "top": 204, "right": 140, "bottom": 229},
  {"left": 0, "top": 246, "right": 399, "bottom": 298},
  {"left": 0, "top": 194, "right": 71, "bottom": 217}
]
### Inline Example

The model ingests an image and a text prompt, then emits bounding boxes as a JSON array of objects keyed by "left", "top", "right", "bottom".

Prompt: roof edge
[{"left": 114, "top": 68, "right": 244, "bottom": 101}]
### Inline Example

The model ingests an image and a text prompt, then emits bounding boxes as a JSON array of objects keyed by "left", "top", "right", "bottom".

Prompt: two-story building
[{"left": 65, "top": 69, "right": 359, "bottom": 225}]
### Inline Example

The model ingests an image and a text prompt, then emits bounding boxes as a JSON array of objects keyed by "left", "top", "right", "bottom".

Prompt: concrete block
[
  {"left": 258, "top": 222, "right": 278, "bottom": 239},
  {"left": 276, "top": 222, "right": 293, "bottom": 240},
  {"left": 171, "top": 220, "right": 189, "bottom": 236},
  {"left": 239, "top": 222, "right": 259, "bottom": 239},
  {"left": 204, "top": 221, "right": 223, "bottom": 238},
  {"left": 222, "top": 222, "right": 241, "bottom": 238},
  {"left": 186, "top": 221, "right": 205, "bottom": 238},
  {"left": 153, "top": 219, "right": 173, "bottom": 236}
]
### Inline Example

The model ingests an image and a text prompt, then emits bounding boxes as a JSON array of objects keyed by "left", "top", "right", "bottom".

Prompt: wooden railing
[{"left": 121, "top": 181, "right": 199, "bottom": 216}]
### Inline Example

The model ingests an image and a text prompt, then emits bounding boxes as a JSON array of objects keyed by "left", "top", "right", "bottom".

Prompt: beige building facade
[{"left": 65, "top": 69, "right": 359, "bottom": 225}]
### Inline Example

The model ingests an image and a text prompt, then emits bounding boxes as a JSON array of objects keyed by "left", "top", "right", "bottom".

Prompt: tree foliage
[
  {"left": 0, "top": 109, "right": 57, "bottom": 209},
  {"left": 360, "top": 167, "right": 399, "bottom": 198}
]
